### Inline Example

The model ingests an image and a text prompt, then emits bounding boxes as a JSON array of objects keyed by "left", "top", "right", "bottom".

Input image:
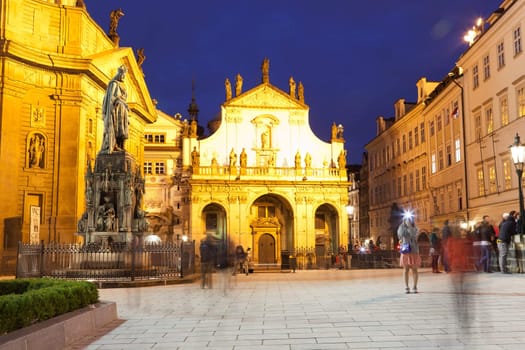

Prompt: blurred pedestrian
[
  {"left": 498, "top": 210, "right": 517, "bottom": 274},
  {"left": 397, "top": 217, "right": 421, "bottom": 294},
  {"left": 441, "top": 220, "right": 452, "bottom": 273},
  {"left": 200, "top": 237, "right": 215, "bottom": 289},
  {"left": 475, "top": 215, "right": 496, "bottom": 273},
  {"left": 232, "top": 245, "right": 247, "bottom": 275},
  {"left": 429, "top": 228, "right": 442, "bottom": 273}
]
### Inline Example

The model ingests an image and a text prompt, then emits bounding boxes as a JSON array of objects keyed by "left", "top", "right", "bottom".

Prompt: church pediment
[
  {"left": 89, "top": 48, "right": 157, "bottom": 124},
  {"left": 225, "top": 84, "right": 307, "bottom": 110}
]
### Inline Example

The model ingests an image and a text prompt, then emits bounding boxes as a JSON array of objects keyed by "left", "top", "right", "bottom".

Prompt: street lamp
[
  {"left": 346, "top": 205, "right": 355, "bottom": 250},
  {"left": 510, "top": 133, "right": 525, "bottom": 235}
]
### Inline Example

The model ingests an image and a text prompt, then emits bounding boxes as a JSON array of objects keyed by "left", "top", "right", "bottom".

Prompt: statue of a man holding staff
[{"left": 100, "top": 65, "right": 129, "bottom": 154}]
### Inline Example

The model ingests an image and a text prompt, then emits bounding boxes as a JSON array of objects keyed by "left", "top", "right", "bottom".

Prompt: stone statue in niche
[
  {"left": 136, "top": 209, "right": 149, "bottom": 232},
  {"left": 96, "top": 196, "right": 116, "bottom": 232},
  {"left": 100, "top": 65, "right": 129, "bottom": 154},
  {"left": 261, "top": 129, "right": 270, "bottom": 149},
  {"left": 28, "top": 133, "right": 45, "bottom": 168},
  {"left": 85, "top": 178, "right": 93, "bottom": 207},
  {"left": 134, "top": 168, "right": 145, "bottom": 217},
  {"left": 77, "top": 212, "right": 88, "bottom": 233}
]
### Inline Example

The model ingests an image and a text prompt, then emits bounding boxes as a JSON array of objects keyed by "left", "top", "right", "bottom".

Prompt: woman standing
[{"left": 397, "top": 217, "right": 421, "bottom": 293}]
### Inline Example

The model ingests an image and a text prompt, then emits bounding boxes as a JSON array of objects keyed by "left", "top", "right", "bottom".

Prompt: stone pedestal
[{"left": 78, "top": 151, "right": 147, "bottom": 243}]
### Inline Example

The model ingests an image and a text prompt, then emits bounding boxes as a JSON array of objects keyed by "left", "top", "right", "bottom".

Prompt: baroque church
[{"left": 146, "top": 59, "right": 350, "bottom": 267}]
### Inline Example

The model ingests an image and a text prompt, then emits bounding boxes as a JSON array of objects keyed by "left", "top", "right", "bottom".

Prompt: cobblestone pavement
[{"left": 71, "top": 268, "right": 525, "bottom": 349}]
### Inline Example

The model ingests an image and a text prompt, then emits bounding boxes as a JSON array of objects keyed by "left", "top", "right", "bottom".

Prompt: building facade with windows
[
  {"left": 459, "top": 0, "right": 525, "bottom": 226},
  {"left": 0, "top": 0, "right": 156, "bottom": 257},
  {"left": 365, "top": 78, "right": 438, "bottom": 248},
  {"left": 424, "top": 70, "right": 469, "bottom": 230},
  {"left": 142, "top": 110, "right": 188, "bottom": 242},
  {"left": 366, "top": 0, "right": 525, "bottom": 239}
]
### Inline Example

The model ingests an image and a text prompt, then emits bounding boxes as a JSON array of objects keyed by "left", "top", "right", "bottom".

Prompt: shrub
[{"left": 0, "top": 279, "right": 99, "bottom": 334}]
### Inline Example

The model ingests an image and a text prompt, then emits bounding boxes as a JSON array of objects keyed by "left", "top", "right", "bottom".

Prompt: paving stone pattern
[{"left": 69, "top": 269, "right": 525, "bottom": 349}]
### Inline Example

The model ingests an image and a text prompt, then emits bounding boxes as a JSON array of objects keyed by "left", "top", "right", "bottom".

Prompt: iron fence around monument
[{"left": 16, "top": 241, "right": 195, "bottom": 281}]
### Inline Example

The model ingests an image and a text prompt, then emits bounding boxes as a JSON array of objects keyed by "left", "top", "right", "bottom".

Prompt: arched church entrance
[
  {"left": 258, "top": 233, "right": 275, "bottom": 263},
  {"left": 314, "top": 203, "right": 339, "bottom": 268},
  {"left": 249, "top": 194, "right": 293, "bottom": 266},
  {"left": 201, "top": 203, "right": 228, "bottom": 267}
]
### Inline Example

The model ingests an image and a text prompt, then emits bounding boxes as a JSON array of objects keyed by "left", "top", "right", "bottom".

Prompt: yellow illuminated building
[
  {"left": 0, "top": 0, "right": 156, "bottom": 259},
  {"left": 178, "top": 61, "right": 350, "bottom": 267}
]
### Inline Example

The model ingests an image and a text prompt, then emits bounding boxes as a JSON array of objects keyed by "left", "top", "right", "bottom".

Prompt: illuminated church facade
[{"left": 177, "top": 61, "right": 350, "bottom": 266}]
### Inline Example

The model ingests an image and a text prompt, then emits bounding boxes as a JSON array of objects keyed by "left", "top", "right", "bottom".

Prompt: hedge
[{"left": 0, "top": 278, "right": 99, "bottom": 334}]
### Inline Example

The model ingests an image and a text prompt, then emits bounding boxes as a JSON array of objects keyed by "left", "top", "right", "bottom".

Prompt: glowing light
[
  {"left": 476, "top": 17, "right": 483, "bottom": 27},
  {"left": 463, "top": 17, "right": 484, "bottom": 46},
  {"left": 144, "top": 234, "right": 161, "bottom": 244},
  {"left": 402, "top": 210, "right": 414, "bottom": 220},
  {"left": 464, "top": 30, "right": 477, "bottom": 45}
]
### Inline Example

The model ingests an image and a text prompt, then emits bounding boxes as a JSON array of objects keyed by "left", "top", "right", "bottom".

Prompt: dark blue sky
[{"left": 87, "top": 1, "right": 500, "bottom": 164}]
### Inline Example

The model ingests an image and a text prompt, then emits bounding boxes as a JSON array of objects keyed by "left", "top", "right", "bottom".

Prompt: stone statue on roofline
[
  {"left": 108, "top": 8, "right": 124, "bottom": 46},
  {"left": 261, "top": 58, "right": 270, "bottom": 83}
]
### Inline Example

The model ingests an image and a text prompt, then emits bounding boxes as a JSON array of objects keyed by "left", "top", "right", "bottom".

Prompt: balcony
[{"left": 191, "top": 166, "right": 347, "bottom": 182}]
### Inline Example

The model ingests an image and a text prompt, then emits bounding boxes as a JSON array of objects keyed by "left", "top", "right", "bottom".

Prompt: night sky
[{"left": 87, "top": 1, "right": 500, "bottom": 164}]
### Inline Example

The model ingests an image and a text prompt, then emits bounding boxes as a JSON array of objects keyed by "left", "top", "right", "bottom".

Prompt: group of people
[
  {"left": 398, "top": 211, "right": 521, "bottom": 294},
  {"left": 199, "top": 238, "right": 252, "bottom": 289}
]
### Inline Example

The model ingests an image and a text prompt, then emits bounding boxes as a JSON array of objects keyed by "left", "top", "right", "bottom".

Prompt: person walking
[
  {"left": 397, "top": 217, "right": 421, "bottom": 294},
  {"left": 232, "top": 245, "right": 247, "bottom": 276},
  {"left": 498, "top": 210, "right": 517, "bottom": 274},
  {"left": 475, "top": 215, "right": 496, "bottom": 273},
  {"left": 199, "top": 237, "right": 215, "bottom": 289},
  {"left": 441, "top": 220, "right": 452, "bottom": 273},
  {"left": 429, "top": 229, "right": 442, "bottom": 273}
]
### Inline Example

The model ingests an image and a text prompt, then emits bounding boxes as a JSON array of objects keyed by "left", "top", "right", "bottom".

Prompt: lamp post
[
  {"left": 510, "top": 133, "right": 525, "bottom": 235},
  {"left": 346, "top": 205, "right": 355, "bottom": 250}
]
